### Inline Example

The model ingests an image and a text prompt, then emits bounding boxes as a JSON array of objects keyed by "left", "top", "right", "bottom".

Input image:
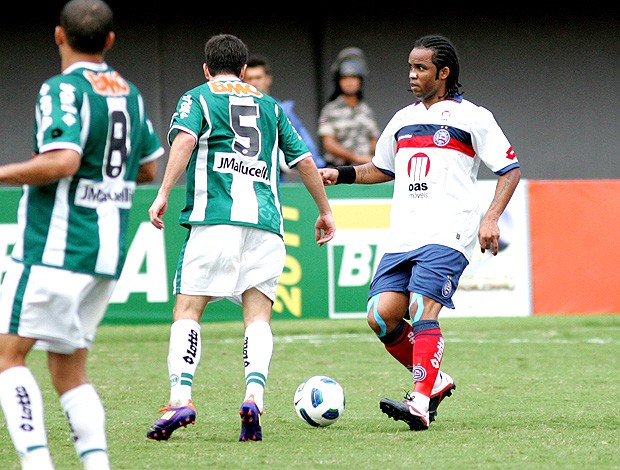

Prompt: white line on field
[{"left": 213, "top": 333, "right": 617, "bottom": 345}]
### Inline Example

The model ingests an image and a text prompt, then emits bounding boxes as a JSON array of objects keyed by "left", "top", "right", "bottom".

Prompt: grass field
[{"left": 0, "top": 314, "right": 618, "bottom": 469}]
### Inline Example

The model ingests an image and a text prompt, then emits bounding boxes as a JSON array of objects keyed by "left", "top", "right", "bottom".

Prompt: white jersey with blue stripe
[{"left": 372, "top": 96, "right": 520, "bottom": 261}]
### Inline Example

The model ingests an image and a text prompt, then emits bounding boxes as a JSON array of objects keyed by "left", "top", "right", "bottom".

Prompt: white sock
[
  {"left": 60, "top": 384, "right": 108, "bottom": 467},
  {"left": 0, "top": 366, "right": 50, "bottom": 460},
  {"left": 81, "top": 451, "right": 110, "bottom": 470},
  {"left": 20, "top": 447, "right": 54, "bottom": 470},
  {"left": 167, "top": 319, "right": 201, "bottom": 407},
  {"left": 243, "top": 320, "right": 273, "bottom": 413}
]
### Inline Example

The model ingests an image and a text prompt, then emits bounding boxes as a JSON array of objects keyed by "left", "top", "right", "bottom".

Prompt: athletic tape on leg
[
  {"left": 368, "top": 294, "right": 387, "bottom": 337},
  {"left": 409, "top": 293, "right": 424, "bottom": 323}
]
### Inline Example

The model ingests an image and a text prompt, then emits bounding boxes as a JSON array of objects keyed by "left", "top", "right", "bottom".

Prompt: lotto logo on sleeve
[{"left": 506, "top": 146, "right": 517, "bottom": 160}]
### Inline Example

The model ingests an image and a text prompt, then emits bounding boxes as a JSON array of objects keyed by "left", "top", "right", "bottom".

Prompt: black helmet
[
  {"left": 331, "top": 47, "right": 368, "bottom": 79},
  {"left": 338, "top": 59, "right": 366, "bottom": 77}
]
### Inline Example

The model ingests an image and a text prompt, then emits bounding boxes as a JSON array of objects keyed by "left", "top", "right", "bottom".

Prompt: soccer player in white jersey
[
  {"left": 145, "top": 34, "right": 335, "bottom": 442},
  {"left": 320, "top": 35, "right": 521, "bottom": 431},
  {"left": 0, "top": 1, "right": 164, "bottom": 468}
]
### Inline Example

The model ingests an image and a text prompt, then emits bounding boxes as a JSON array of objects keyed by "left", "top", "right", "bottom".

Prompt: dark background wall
[{"left": 1, "top": 2, "right": 618, "bottom": 182}]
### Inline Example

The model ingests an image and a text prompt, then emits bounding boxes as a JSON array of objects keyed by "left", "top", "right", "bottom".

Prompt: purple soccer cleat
[
  {"left": 146, "top": 400, "right": 196, "bottom": 441},
  {"left": 239, "top": 400, "right": 262, "bottom": 442}
]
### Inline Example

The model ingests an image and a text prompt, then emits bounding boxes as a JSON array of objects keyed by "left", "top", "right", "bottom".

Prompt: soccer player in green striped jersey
[
  {"left": 0, "top": 1, "right": 163, "bottom": 468},
  {"left": 145, "top": 34, "right": 335, "bottom": 442}
]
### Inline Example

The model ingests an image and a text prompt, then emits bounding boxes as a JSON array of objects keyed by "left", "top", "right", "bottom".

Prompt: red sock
[
  {"left": 382, "top": 320, "right": 414, "bottom": 371},
  {"left": 411, "top": 320, "right": 444, "bottom": 397}
]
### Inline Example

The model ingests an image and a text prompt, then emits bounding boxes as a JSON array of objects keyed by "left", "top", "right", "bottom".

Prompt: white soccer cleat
[
  {"left": 429, "top": 371, "right": 456, "bottom": 422},
  {"left": 380, "top": 391, "right": 430, "bottom": 431}
]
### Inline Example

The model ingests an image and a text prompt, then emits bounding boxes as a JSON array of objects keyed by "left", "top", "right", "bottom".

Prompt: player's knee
[
  {"left": 367, "top": 294, "right": 387, "bottom": 336},
  {"left": 367, "top": 314, "right": 380, "bottom": 334}
]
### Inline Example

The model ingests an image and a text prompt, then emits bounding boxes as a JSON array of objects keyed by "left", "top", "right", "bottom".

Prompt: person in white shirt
[{"left": 319, "top": 34, "right": 521, "bottom": 431}]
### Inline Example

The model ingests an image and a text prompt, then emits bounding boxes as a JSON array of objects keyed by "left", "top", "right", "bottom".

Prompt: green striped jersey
[
  {"left": 168, "top": 78, "right": 311, "bottom": 236},
  {"left": 11, "top": 61, "right": 164, "bottom": 278}
]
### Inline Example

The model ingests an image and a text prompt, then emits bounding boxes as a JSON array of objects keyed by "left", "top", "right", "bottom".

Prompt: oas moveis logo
[{"left": 407, "top": 153, "right": 430, "bottom": 181}]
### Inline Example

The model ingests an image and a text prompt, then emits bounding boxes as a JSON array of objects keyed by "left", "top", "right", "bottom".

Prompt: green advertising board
[{"left": 0, "top": 184, "right": 394, "bottom": 324}]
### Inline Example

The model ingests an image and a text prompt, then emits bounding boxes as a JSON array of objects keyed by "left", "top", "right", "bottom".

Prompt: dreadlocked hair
[{"left": 414, "top": 35, "right": 463, "bottom": 98}]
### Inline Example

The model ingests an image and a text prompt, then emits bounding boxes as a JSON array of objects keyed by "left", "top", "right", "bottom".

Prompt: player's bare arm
[
  {"left": 0, "top": 149, "right": 80, "bottom": 186},
  {"left": 319, "top": 161, "right": 393, "bottom": 187},
  {"left": 137, "top": 160, "right": 158, "bottom": 183},
  {"left": 148, "top": 130, "right": 195, "bottom": 230},
  {"left": 355, "top": 162, "right": 393, "bottom": 184},
  {"left": 297, "top": 157, "right": 336, "bottom": 246},
  {"left": 479, "top": 167, "right": 521, "bottom": 255}
]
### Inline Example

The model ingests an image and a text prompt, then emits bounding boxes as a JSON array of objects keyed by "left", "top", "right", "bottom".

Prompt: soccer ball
[{"left": 293, "top": 375, "right": 345, "bottom": 427}]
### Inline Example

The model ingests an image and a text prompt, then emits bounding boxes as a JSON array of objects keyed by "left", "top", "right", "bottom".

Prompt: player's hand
[
  {"left": 315, "top": 212, "right": 336, "bottom": 246},
  {"left": 319, "top": 168, "right": 339, "bottom": 186},
  {"left": 148, "top": 195, "right": 168, "bottom": 230},
  {"left": 478, "top": 218, "right": 500, "bottom": 255}
]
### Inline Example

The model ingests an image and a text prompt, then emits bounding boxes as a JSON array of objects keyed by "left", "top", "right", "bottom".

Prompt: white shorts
[
  {"left": 175, "top": 225, "right": 286, "bottom": 305},
  {"left": 0, "top": 260, "right": 116, "bottom": 354}
]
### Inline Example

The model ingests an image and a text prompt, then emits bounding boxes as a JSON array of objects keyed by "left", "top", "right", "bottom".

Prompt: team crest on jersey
[
  {"left": 433, "top": 128, "right": 451, "bottom": 146},
  {"left": 83, "top": 70, "right": 130, "bottom": 96}
]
